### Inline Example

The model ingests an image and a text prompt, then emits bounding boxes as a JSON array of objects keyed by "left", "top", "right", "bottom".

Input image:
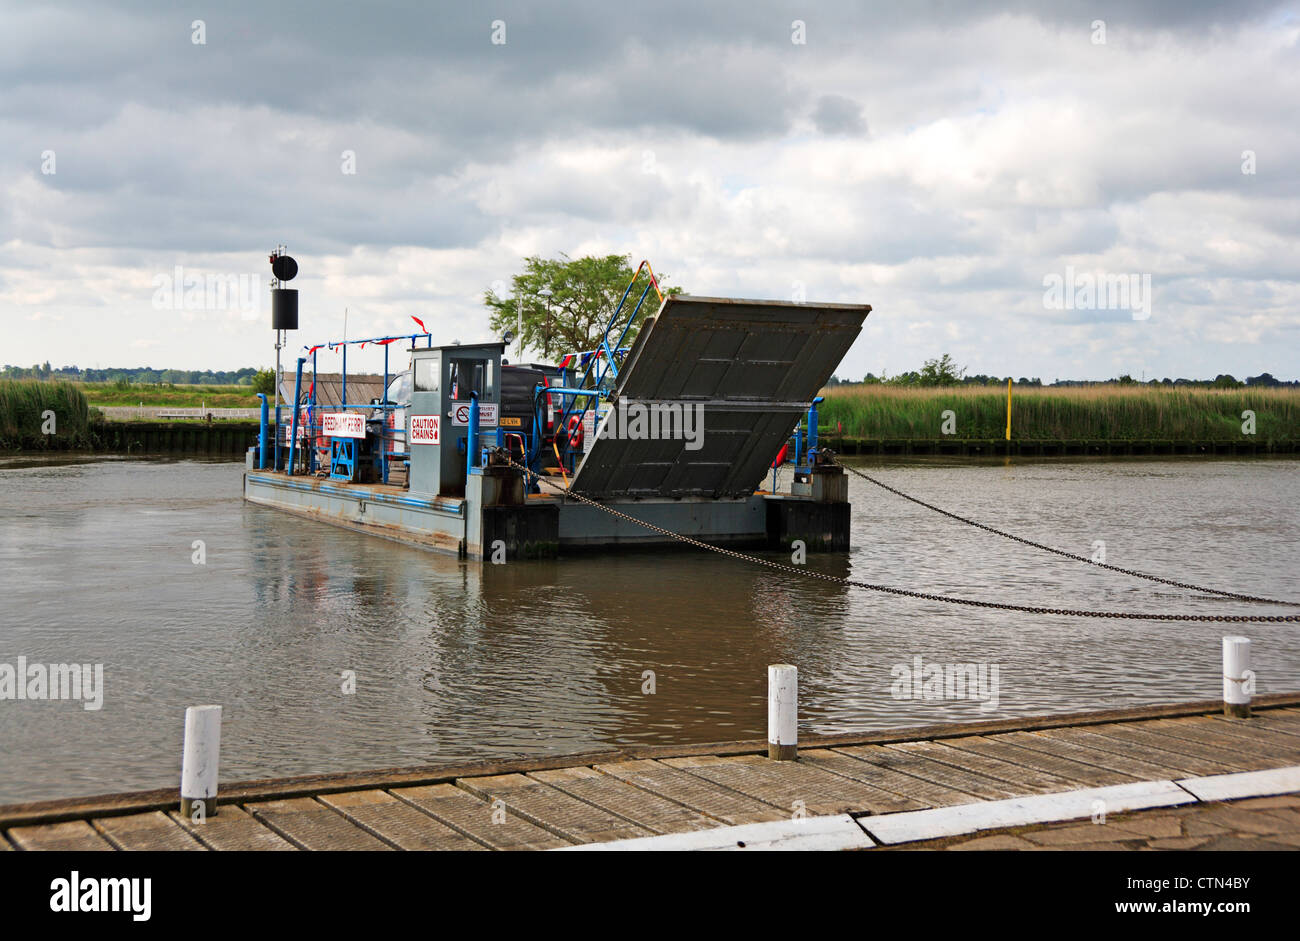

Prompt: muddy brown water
[{"left": 1, "top": 454, "right": 1297, "bottom": 802}]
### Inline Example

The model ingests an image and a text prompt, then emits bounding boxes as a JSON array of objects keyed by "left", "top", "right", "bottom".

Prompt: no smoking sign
[{"left": 450, "top": 403, "right": 497, "bottom": 427}]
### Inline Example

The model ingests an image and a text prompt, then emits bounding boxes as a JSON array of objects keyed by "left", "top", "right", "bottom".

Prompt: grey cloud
[{"left": 812, "top": 95, "right": 867, "bottom": 136}]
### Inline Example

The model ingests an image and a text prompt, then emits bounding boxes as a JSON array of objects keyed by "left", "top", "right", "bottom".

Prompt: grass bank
[
  {"left": 0, "top": 380, "right": 95, "bottom": 449},
  {"left": 817, "top": 385, "right": 1300, "bottom": 442},
  {"left": 82, "top": 382, "right": 259, "bottom": 409}
]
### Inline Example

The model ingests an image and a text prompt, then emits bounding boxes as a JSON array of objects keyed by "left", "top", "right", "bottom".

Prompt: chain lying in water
[
  {"left": 498, "top": 452, "right": 1300, "bottom": 623},
  {"left": 830, "top": 459, "right": 1300, "bottom": 608}
]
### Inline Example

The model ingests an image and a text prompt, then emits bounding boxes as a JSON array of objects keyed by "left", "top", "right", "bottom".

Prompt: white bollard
[
  {"left": 768, "top": 664, "right": 798, "bottom": 760},
  {"left": 180, "top": 705, "right": 222, "bottom": 818},
  {"left": 1222, "top": 637, "right": 1252, "bottom": 719}
]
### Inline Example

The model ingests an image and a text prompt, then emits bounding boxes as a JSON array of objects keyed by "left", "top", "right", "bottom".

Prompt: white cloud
[{"left": 1, "top": 1, "right": 1297, "bottom": 382}]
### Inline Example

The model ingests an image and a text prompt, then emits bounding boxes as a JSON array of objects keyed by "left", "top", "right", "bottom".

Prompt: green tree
[
  {"left": 919, "top": 353, "right": 965, "bottom": 386},
  {"left": 485, "top": 254, "right": 681, "bottom": 362},
  {"left": 252, "top": 368, "right": 276, "bottom": 396}
]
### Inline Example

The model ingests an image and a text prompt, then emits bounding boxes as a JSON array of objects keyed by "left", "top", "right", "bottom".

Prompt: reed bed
[
  {"left": 818, "top": 384, "right": 1300, "bottom": 441},
  {"left": 0, "top": 380, "right": 93, "bottom": 449}
]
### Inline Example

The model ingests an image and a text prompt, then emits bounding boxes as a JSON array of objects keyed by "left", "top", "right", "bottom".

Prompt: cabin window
[
  {"left": 449, "top": 359, "right": 494, "bottom": 400},
  {"left": 414, "top": 358, "right": 439, "bottom": 393}
]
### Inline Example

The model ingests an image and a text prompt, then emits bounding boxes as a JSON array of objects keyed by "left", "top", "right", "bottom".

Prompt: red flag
[
  {"left": 305, "top": 345, "right": 323, "bottom": 356},
  {"left": 411, "top": 315, "right": 427, "bottom": 333},
  {"left": 375, "top": 337, "right": 398, "bottom": 345}
]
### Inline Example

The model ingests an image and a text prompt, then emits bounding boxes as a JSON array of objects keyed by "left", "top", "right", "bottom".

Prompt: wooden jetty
[{"left": 3, "top": 693, "right": 1300, "bottom": 851}]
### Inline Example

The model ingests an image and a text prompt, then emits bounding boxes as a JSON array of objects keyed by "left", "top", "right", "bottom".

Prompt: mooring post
[
  {"left": 180, "top": 705, "right": 222, "bottom": 818},
  {"left": 1222, "top": 636, "right": 1252, "bottom": 718},
  {"left": 768, "top": 664, "right": 798, "bottom": 760}
]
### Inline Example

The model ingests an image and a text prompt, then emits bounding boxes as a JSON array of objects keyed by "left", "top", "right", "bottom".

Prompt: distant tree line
[
  {"left": 1, "top": 364, "right": 262, "bottom": 386},
  {"left": 823, "top": 356, "right": 1295, "bottom": 389}
]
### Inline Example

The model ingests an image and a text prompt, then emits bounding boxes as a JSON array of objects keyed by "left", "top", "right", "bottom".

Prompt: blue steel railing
[{"left": 261, "top": 329, "right": 431, "bottom": 481}]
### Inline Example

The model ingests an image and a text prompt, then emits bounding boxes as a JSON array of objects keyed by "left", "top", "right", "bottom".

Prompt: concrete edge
[
  {"left": 554, "top": 764, "right": 1300, "bottom": 852},
  {"left": 858, "top": 781, "right": 1193, "bottom": 845},
  {"left": 1175, "top": 765, "right": 1300, "bottom": 803}
]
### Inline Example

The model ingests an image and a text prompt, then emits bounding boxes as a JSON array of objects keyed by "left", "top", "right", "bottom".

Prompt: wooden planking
[
  {"left": 1146, "top": 717, "right": 1300, "bottom": 759},
  {"left": 1212, "top": 712, "right": 1300, "bottom": 740},
  {"left": 390, "top": 783, "right": 572, "bottom": 850},
  {"left": 245, "top": 797, "right": 392, "bottom": 851},
  {"left": 728, "top": 753, "right": 928, "bottom": 813},
  {"left": 169, "top": 805, "right": 296, "bottom": 851},
  {"left": 5, "top": 704, "right": 1300, "bottom": 851},
  {"left": 317, "top": 790, "right": 484, "bottom": 851},
  {"left": 1014, "top": 729, "right": 1189, "bottom": 780},
  {"left": 528, "top": 767, "right": 721, "bottom": 835},
  {"left": 455, "top": 774, "right": 651, "bottom": 844},
  {"left": 1212, "top": 713, "right": 1300, "bottom": 741},
  {"left": 565, "top": 814, "right": 877, "bottom": 852},
  {"left": 666, "top": 753, "right": 927, "bottom": 815},
  {"left": 95, "top": 811, "right": 205, "bottom": 851},
  {"left": 7, "top": 696, "right": 1300, "bottom": 835},
  {"left": 836, "top": 743, "right": 1026, "bottom": 800},
  {"left": 9, "top": 820, "right": 114, "bottom": 851},
  {"left": 1079, "top": 724, "right": 1240, "bottom": 776},
  {"left": 593, "top": 759, "right": 790, "bottom": 825},
  {"left": 882, "top": 740, "right": 1079, "bottom": 794},
  {"left": 1103, "top": 722, "right": 1282, "bottom": 770},
  {"left": 800, "top": 748, "right": 978, "bottom": 807},
  {"left": 1036, "top": 725, "right": 1226, "bottom": 777},
  {"left": 942, "top": 734, "right": 1131, "bottom": 787}
]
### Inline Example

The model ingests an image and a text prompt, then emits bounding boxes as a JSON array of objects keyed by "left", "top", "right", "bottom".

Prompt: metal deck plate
[{"left": 570, "top": 295, "right": 869, "bottom": 498}]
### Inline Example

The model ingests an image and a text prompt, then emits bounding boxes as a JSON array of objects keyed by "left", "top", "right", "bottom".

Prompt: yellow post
[{"left": 1005, "top": 378, "right": 1012, "bottom": 440}]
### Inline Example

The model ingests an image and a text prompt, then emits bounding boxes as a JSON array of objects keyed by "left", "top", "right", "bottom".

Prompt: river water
[{"left": 1, "top": 454, "right": 1297, "bottom": 803}]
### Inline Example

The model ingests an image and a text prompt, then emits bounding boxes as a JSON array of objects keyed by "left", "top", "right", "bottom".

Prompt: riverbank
[
  {"left": 7, "top": 379, "right": 1300, "bottom": 457},
  {"left": 0, "top": 379, "right": 95, "bottom": 449},
  {"left": 823, "top": 436, "right": 1300, "bottom": 457},
  {"left": 818, "top": 385, "right": 1300, "bottom": 443},
  {"left": 0, "top": 379, "right": 259, "bottom": 453}
]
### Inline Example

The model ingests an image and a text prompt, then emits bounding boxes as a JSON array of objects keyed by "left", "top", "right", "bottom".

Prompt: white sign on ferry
[
  {"left": 322, "top": 412, "right": 365, "bottom": 438},
  {"left": 283, "top": 410, "right": 309, "bottom": 443},
  {"left": 410, "top": 415, "right": 440, "bottom": 445}
]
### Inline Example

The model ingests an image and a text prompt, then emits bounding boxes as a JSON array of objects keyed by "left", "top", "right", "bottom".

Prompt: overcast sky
[{"left": 2, "top": 1, "right": 1298, "bottom": 381}]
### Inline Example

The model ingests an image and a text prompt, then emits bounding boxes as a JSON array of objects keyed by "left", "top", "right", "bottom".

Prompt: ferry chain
[
  {"left": 496, "top": 451, "right": 1300, "bottom": 624},
  {"left": 829, "top": 459, "right": 1300, "bottom": 609}
]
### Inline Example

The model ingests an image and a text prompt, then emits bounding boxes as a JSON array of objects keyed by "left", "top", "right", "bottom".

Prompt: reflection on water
[{"left": 1, "top": 454, "right": 1297, "bottom": 802}]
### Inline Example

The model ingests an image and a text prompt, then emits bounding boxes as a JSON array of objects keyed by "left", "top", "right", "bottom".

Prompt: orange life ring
[{"left": 564, "top": 413, "right": 584, "bottom": 450}]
